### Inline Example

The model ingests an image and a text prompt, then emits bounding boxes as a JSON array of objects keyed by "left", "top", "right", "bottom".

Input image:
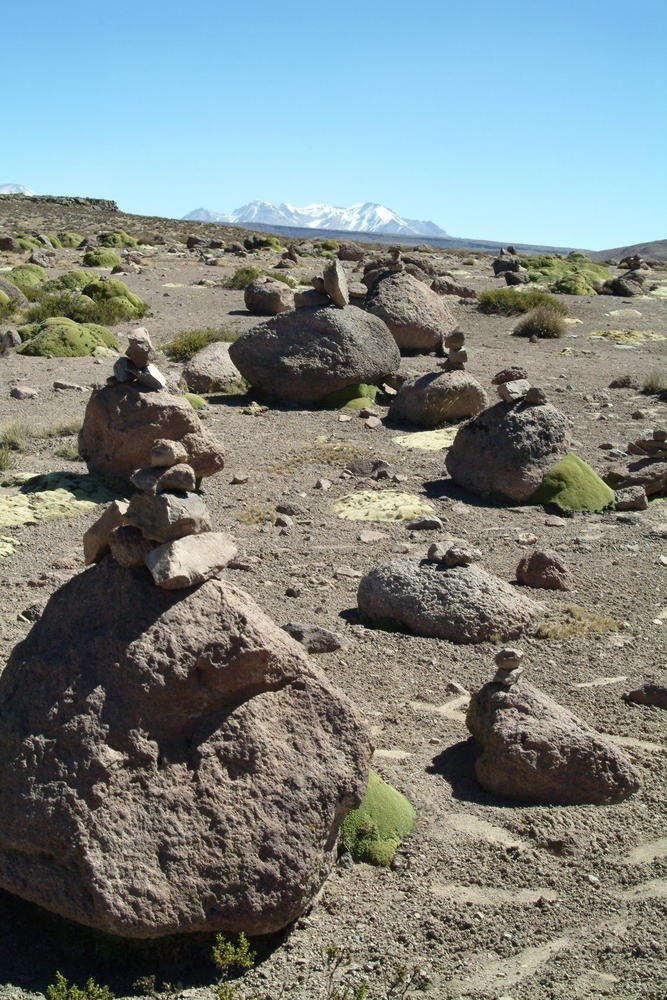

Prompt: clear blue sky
[{"left": 3, "top": 0, "right": 666, "bottom": 249}]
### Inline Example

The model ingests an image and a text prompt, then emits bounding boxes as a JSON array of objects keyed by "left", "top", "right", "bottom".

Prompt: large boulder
[
  {"left": 78, "top": 382, "right": 225, "bottom": 485},
  {"left": 228, "top": 305, "right": 400, "bottom": 404},
  {"left": 244, "top": 276, "right": 295, "bottom": 315},
  {"left": 0, "top": 558, "right": 371, "bottom": 938},
  {"left": 445, "top": 401, "right": 570, "bottom": 503},
  {"left": 183, "top": 341, "right": 243, "bottom": 394},
  {"left": 389, "top": 370, "right": 488, "bottom": 427},
  {"left": 357, "top": 559, "right": 540, "bottom": 643},
  {"left": 365, "top": 271, "right": 456, "bottom": 352},
  {"left": 467, "top": 680, "right": 641, "bottom": 804}
]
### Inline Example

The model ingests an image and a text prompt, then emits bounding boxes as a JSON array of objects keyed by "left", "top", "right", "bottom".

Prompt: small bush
[
  {"left": 16, "top": 317, "right": 118, "bottom": 357},
  {"left": 4, "top": 263, "right": 47, "bottom": 295},
  {"left": 643, "top": 370, "right": 666, "bottom": 395},
  {"left": 522, "top": 251, "right": 610, "bottom": 295},
  {"left": 57, "top": 231, "right": 84, "bottom": 248},
  {"left": 163, "top": 327, "right": 238, "bottom": 362},
  {"left": 212, "top": 932, "right": 256, "bottom": 977},
  {"left": 97, "top": 229, "right": 138, "bottom": 248},
  {"left": 319, "top": 239, "right": 340, "bottom": 252},
  {"left": 478, "top": 287, "right": 568, "bottom": 316},
  {"left": 46, "top": 972, "right": 114, "bottom": 1000},
  {"left": 0, "top": 421, "right": 29, "bottom": 452},
  {"left": 513, "top": 305, "right": 566, "bottom": 339},
  {"left": 83, "top": 249, "right": 122, "bottom": 268},
  {"left": 42, "top": 270, "right": 91, "bottom": 293},
  {"left": 269, "top": 271, "right": 297, "bottom": 287},
  {"left": 0, "top": 444, "right": 11, "bottom": 472},
  {"left": 225, "top": 266, "right": 264, "bottom": 290},
  {"left": 55, "top": 443, "right": 81, "bottom": 461}
]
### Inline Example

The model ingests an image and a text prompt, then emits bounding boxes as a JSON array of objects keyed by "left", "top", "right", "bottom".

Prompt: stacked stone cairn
[
  {"left": 491, "top": 365, "right": 547, "bottom": 405},
  {"left": 439, "top": 328, "right": 468, "bottom": 371},
  {"left": 111, "top": 327, "right": 167, "bottom": 391},
  {"left": 84, "top": 437, "right": 237, "bottom": 589}
]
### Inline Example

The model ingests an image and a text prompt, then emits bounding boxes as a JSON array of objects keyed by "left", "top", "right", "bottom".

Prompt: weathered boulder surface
[
  {"left": 467, "top": 680, "right": 641, "bottom": 804},
  {"left": 78, "top": 383, "right": 225, "bottom": 484},
  {"left": 389, "top": 370, "right": 488, "bottom": 427},
  {"left": 228, "top": 305, "right": 400, "bottom": 404},
  {"left": 516, "top": 549, "right": 574, "bottom": 591},
  {"left": 183, "top": 341, "right": 243, "bottom": 394},
  {"left": 357, "top": 560, "right": 540, "bottom": 643},
  {"left": 0, "top": 558, "right": 371, "bottom": 938},
  {"left": 445, "top": 401, "right": 570, "bottom": 503},
  {"left": 365, "top": 271, "right": 456, "bottom": 351},
  {"left": 244, "top": 276, "right": 295, "bottom": 316}
]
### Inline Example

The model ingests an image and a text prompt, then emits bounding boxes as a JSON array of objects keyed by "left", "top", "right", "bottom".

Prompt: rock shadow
[{"left": 429, "top": 738, "right": 533, "bottom": 809}]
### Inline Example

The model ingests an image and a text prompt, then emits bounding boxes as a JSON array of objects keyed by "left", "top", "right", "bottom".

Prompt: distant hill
[
  {"left": 183, "top": 200, "right": 448, "bottom": 238},
  {"left": 592, "top": 239, "right": 667, "bottom": 263},
  {"left": 0, "top": 183, "right": 36, "bottom": 196}
]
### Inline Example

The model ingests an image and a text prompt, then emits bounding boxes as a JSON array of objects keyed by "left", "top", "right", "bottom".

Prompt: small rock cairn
[
  {"left": 491, "top": 366, "right": 548, "bottom": 406},
  {"left": 440, "top": 328, "right": 468, "bottom": 372},
  {"left": 492, "top": 647, "right": 524, "bottom": 686},
  {"left": 111, "top": 327, "right": 167, "bottom": 391}
]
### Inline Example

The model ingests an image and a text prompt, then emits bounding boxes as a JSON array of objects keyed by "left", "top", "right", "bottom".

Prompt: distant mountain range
[
  {"left": 0, "top": 183, "right": 36, "bottom": 196},
  {"left": 183, "top": 201, "right": 448, "bottom": 238}
]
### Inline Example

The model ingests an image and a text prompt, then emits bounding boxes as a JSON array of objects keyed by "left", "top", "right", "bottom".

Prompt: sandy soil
[{"left": 0, "top": 207, "right": 665, "bottom": 1000}]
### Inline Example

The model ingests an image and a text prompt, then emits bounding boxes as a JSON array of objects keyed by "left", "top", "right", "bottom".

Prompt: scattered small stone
[
  {"left": 126, "top": 328, "right": 155, "bottom": 368},
  {"left": 315, "top": 478, "right": 332, "bottom": 490},
  {"left": 282, "top": 622, "right": 345, "bottom": 653},
  {"left": 615, "top": 486, "right": 649, "bottom": 511},
  {"left": 427, "top": 541, "right": 481, "bottom": 566},
  {"left": 498, "top": 379, "right": 531, "bottom": 403},
  {"left": 516, "top": 532, "right": 538, "bottom": 546},
  {"left": 334, "top": 565, "right": 363, "bottom": 580},
  {"left": 525, "top": 386, "right": 547, "bottom": 405},
  {"left": 275, "top": 514, "right": 293, "bottom": 529},
  {"left": 407, "top": 515, "right": 443, "bottom": 531},
  {"left": 545, "top": 515, "right": 567, "bottom": 527},
  {"left": 53, "top": 381, "right": 87, "bottom": 392},
  {"left": 10, "top": 386, "right": 39, "bottom": 400},
  {"left": 364, "top": 416, "right": 382, "bottom": 429},
  {"left": 231, "top": 473, "right": 249, "bottom": 485},
  {"left": 359, "top": 530, "right": 389, "bottom": 543}
]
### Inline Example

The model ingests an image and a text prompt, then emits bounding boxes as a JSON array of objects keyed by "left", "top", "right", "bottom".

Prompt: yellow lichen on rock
[
  {"left": 334, "top": 490, "right": 435, "bottom": 522},
  {"left": 392, "top": 427, "right": 458, "bottom": 451},
  {"left": 0, "top": 473, "right": 119, "bottom": 532},
  {"left": 590, "top": 329, "right": 665, "bottom": 345}
]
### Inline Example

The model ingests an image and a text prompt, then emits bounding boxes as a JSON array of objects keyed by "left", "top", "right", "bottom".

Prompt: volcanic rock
[
  {"left": 365, "top": 271, "right": 456, "bottom": 352},
  {"left": 244, "top": 276, "right": 295, "bottom": 316},
  {"left": 516, "top": 549, "right": 574, "bottom": 590},
  {"left": 389, "top": 370, "right": 488, "bottom": 427}
]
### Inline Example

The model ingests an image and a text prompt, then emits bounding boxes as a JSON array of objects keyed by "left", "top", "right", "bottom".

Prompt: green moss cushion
[
  {"left": 4, "top": 263, "right": 47, "bottom": 293},
  {"left": 16, "top": 317, "right": 118, "bottom": 357},
  {"left": 324, "top": 383, "right": 379, "bottom": 409},
  {"left": 81, "top": 278, "right": 147, "bottom": 319},
  {"left": 531, "top": 453, "right": 615, "bottom": 513},
  {"left": 57, "top": 231, "right": 84, "bottom": 248},
  {"left": 183, "top": 392, "right": 207, "bottom": 410},
  {"left": 340, "top": 770, "right": 415, "bottom": 865},
  {"left": 42, "top": 270, "right": 91, "bottom": 292},
  {"left": 83, "top": 249, "right": 122, "bottom": 268}
]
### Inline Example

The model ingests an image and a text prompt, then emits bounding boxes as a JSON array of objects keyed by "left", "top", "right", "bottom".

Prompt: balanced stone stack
[
  {"left": 84, "top": 437, "right": 237, "bottom": 589},
  {"left": 440, "top": 328, "right": 468, "bottom": 371},
  {"left": 112, "top": 327, "right": 167, "bottom": 391}
]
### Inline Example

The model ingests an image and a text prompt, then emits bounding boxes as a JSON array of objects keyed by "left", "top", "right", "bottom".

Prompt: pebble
[
  {"left": 359, "top": 530, "right": 388, "bottom": 543},
  {"left": 10, "top": 386, "right": 39, "bottom": 400},
  {"left": 315, "top": 478, "right": 332, "bottom": 490},
  {"left": 334, "top": 566, "right": 362, "bottom": 580},
  {"left": 364, "top": 416, "right": 382, "bottom": 429},
  {"left": 516, "top": 532, "right": 538, "bottom": 545},
  {"left": 545, "top": 516, "right": 567, "bottom": 527},
  {"left": 231, "top": 473, "right": 249, "bottom": 485},
  {"left": 407, "top": 516, "right": 443, "bottom": 531}
]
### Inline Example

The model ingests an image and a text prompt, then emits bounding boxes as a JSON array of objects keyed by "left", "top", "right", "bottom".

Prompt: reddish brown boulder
[
  {"left": 516, "top": 549, "right": 574, "bottom": 590},
  {"left": 78, "top": 382, "right": 225, "bottom": 485},
  {"left": 365, "top": 271, "right": 457, "bottom": 352},
  {"left": 0, "top": 558, "right": 371, "bottom": 938},
  {"left": 467, "top": 680, "right": 641, "bottom": 804}
]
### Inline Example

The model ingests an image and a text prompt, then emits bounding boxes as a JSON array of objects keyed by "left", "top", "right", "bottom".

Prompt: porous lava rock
[
  {"left": 183, "top": 341, "right": 243, "bottom": 394},
  {"left": 357, "top": 559, "right": 540, "bottom": 643},
  {"left": 445, "top": 401, "right": 570, "bottom": 503},
  {"left": 516, "top": 549, "right": 574, "bottom": 590},
  {"left": 78, "top": 382, "right": 225, "bottom": 484},
  {"left": 0, "top": 558, "right": 371, "bottom": 938},
  {"left": 228, "top": 305, "right": 400, "bottom": 404},
  {"left": 389, "top": 370, "right": 488, "bottom": 427},
  {"left": 243, "top": 276, "right": 295, "bottom": 315},
  {"left": 466, "top": 680, "right": 641, "bottom": 804},
  {"left": 365, "top": 271, "right": 456, "bottom": 352}
]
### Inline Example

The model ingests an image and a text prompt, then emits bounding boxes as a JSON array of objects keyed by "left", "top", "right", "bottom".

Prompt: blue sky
[{"left": 3, "top": 0, "right": 666, "bottom": 248}]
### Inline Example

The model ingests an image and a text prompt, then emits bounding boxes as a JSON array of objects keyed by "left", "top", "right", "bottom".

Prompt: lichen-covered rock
[
  {"left": 357, "top": 559, "right": 540, "bottom": 643},
  {"left": 243, "top": 276, "right": 295, "bottom": 315},
  {"left": 445, "top": 401, "right": 570, "bottom": 503},
  {"left": 531, "top": 453, "right": 615, "bottom": 513},
  {"left": 183, "top": 341, "right": 244, "bottom": 394},
  {"left": 467, "top": 680, "right": 641, "bottom": 804},
  {"left": 365, "top": 271, "right": 456, "bottom": 351},
  {"left": 228, "top": 305, "right": 400, "bottom": 404},
  {"left": 0, "top": 559, "right": 372, "bottom": 937},
  {"left": 78, "top": 382, "right": 225, "bottom": 484},
  {"left": 389, "top": 370, "right": 488, "bottom": 427}
]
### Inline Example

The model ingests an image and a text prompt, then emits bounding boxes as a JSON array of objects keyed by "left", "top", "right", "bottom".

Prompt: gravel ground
[{"left": 0, "top": 210, "right": 665, "bottom": 1000}]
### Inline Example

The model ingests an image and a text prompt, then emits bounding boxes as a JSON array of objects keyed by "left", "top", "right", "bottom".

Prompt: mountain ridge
[{"left": 183, "top": 200, "right": 447, "bottom": 237}]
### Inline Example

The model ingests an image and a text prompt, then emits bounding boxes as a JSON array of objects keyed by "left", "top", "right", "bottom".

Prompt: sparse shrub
[
  {"left": 97, "top": 229, "right": 138, "bottom": 248},
  {"left": 319, "top": 239, "right": 340, "bottom": 252},
  {"left": 0, "top": 444, "right": 11, "bottom": 472},
  {"left": 212, "top": 932, "right": 256, "bottom": 977},
  {"left": 513, "top": 305, "right": 566, "bottom": 339},
  {"left": 478, "top": 287, "right": 568, "bottom": 316},
  {"left": 16, "top": 317, "right": 118, "bottom": 357},
  {"left": 522, "top": 251, "right": 610, "bottom": 295},
  {"left": 225, "top": 266, "right": 264, "bottom": 290},
  {"left": 42, "top": 269, "right": 91, "bottom": 292},
  {"left": 46, "top": 972, "right": 114, "bottom": 1000},
  {"left": 0, "top": 421, "right": 29, "bottom": 452},
  {"left": 256, "top": 235, "right": 283, "bottom": 252},
  {"left": 643, "top": 370, "right": 666, "bottom": 395},
  {"left": 4, "top": 263, "right": 47, "bottom": 295},
  {"left": 163, "top": 326, "right": 238, "bottom": 362},
  {"left": 57, "top": 231, "right": 84, "bottom": 248},
  {"left": 55, "top": 443, "right": 81, "bottom": 461},
  {"left": 83, "top": 249, "right": 122, "bottom": 268}
]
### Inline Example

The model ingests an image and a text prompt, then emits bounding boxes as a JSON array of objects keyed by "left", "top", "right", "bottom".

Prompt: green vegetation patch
[
  {"left": 478, "top": 287, "right": 568, "bottom": 316},
  {"left": 42, "top": 269, "right": 91, "bottom": 292},
  {"left": 83, "top": 249, "right": 122, "bottom": 268},
  {"left": 590, "top": 329, "right": 665, "bottom": 345},
  {"left": 334, "top": 489, "right": 435, "bottom": 522},
  {"left": 81, "top": 278, "right": 148, "bottom": 321},
  {"left": 224, "top": 266, "right": 264, "bottom": 289},
  {"left": 513, "top": 305, "right": 566, "bottom": 339},
  {"left": 340, "top": 770, "right": 415, "bottom": 866},
  {"left": 0, "top": 290, "right": 14, "bottom": 319},
  {"left": 531, "top": 453, "right": 615, "bottom": 513},
  {"left": 537, "top": 603, "right": 620, "bottom": 640},
  {"left": 16, "top": 317, "right": 118, "bottom": 357},
  {"left": 164, "top": 326, "right": 238, "bottom": 362},
  {"left": 324, "top": 383, "right": 379, "bottom": 410},
  {"left": 521, "top": 251, "right": 611, "bottom": 296},
  {"left": 97, "top": 229, "right": 138, "bottom": 248},
  {"left": 57, "top": 231, "right": 84, "bottom": 248},
  {"left": 184, "top": 392, "right": 207, "bottom": 410},
  {"left": 4, "top": 263, "right": 47, "bottom": 294}
]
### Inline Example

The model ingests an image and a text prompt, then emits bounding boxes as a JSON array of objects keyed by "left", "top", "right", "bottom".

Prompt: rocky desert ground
[{"left": 0, "top": 196, "right": 665, "bottom": 1000}]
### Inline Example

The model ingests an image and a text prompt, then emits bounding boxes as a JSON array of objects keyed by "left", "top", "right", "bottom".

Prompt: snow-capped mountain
[
  {"left": 183, "top": 201, "right": 447, "bottom": 237},
  {"left": 0, "top": 183, "right": 36, "bottom": 196}
]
